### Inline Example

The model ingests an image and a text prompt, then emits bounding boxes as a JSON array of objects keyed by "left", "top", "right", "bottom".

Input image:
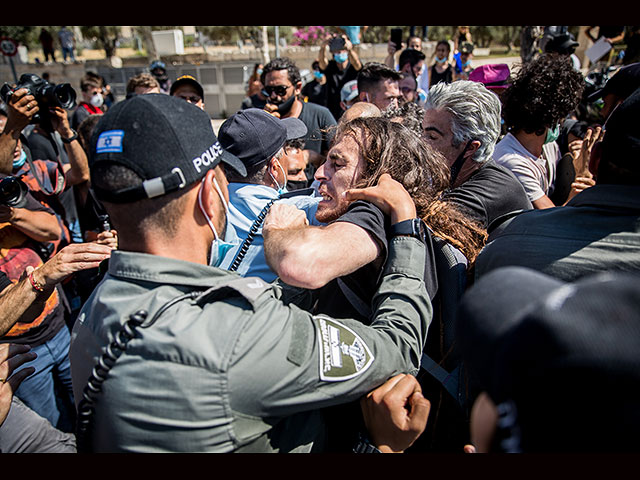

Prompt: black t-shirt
[
  {"left": 297, "top": 101, "right": 337, "bottom": 181},
  {"left": 312, "top": 200, "right": 439, "bottom": 324},
  {"left": 297, "top": 101, "right": 337, "bottom": 154},
  {"left": 443, "top": 159, "right": 533, "bottom": 232},
  {"left": 321, "top": 60, "right": 360, "bottom": 121},
  {"left": 302, "top": 80, "right": 328, "bottom": 107},
  {"left": 241, "top": 94, "right": 267, "bottom": 110},
  {"left": 430, "top": 64, "right": 453, "bottom": 86}
]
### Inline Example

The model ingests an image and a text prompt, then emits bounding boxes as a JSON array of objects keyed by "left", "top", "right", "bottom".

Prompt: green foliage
[{"left": 0, "top": 26, "right": 46, "bottom": 49}]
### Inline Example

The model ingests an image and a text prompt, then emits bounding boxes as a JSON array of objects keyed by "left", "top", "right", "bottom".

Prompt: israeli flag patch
[{"left": 96, "top": 130, "right": 124, "bottom": 153}]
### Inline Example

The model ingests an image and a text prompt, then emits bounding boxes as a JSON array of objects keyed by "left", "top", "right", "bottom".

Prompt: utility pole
[{"left": 262, "top": 26, "right": 270, "bottom": 64}]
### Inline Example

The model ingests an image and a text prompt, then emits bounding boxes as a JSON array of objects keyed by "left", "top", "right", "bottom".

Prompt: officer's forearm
[{"left": 370, "top": 236, "right": 431, "bottom": 374}]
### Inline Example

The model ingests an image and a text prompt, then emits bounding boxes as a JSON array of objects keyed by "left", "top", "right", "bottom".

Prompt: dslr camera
[
  {"left": 1, "top": 73, "right": 76, "bottom": 131},
  {"left": 0, "top": 176, "right": 29, "bottom": 209}
]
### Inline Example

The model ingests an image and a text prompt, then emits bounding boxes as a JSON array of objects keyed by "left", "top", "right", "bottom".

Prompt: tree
[{"left": 79, "top": 26, "right": 120, "bottom": 59}]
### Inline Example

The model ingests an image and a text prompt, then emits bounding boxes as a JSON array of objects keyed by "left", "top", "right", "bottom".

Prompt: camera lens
[
  {"left": 0, "top": 176, "right": 29, "bottom": 208},
  {"left": 53, "top": 83, "right": 77, "bottom": 109}
]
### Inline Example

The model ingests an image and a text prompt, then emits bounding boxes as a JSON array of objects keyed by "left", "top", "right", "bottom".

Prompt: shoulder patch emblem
[{"left": 317, "top": 316, "right": 374, "bottom": 381}]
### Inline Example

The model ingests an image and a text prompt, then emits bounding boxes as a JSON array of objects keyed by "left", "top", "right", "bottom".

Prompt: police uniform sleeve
[{"left": 227, "top": 235, "right": 431, "bottom": 418}]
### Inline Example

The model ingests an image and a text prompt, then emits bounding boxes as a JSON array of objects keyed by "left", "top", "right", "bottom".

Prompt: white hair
[{"left": 425, "top": 80, "right": 502, "bottom": 163}]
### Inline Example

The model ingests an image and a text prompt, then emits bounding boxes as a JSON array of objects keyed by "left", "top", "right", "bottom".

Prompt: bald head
[{"left": 339, "top": 101, "right": 382, "bottom": 125}]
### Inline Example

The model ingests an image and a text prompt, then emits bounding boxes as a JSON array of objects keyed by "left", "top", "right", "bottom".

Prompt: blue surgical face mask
[
  {"left": 436, "top": 56, "right": 448, "bottom": 64},
  {"left": 313, "top": 70, "right": 324, "bottom": 80},
  {"left": 270, "top": 160, "right": 288, "bottom": 196},
  {"left": 13, "top": 149, "right": 27, "bottom": 169},
  {"left": 198, "top": 177, "right": 239, "bottom": 267},
  {"left": 334, "top": 52, "right": 349, "bottom": 63},
  {"left": 544, "top": 124, "right": 560, "bottom": 144}
]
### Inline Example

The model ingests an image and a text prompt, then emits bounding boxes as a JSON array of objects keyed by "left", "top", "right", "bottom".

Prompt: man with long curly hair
[
  {"left": 495, "top": 54, "right": 587, "bottom": 209},
  {"left": 262, "top": 116, "right": 487, "bottom": 452}
]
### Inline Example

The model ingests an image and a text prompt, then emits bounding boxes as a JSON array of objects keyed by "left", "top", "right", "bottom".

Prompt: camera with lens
[
  {"left": 0, "top": 176, "right": 29, "bottom": 209},
  {"left": 0, "top": 73, "right": 77, "bottom": 131}
]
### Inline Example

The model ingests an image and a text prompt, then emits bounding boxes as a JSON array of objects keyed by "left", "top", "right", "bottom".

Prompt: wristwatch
[
  {"left": 60, "top": 129, "right": 78, "bottom": 144},
  {"left": 389, "top": 218, "right": 426, "bottom": 242}
]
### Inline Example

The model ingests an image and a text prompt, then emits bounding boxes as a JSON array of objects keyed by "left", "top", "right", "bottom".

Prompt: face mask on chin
[
  {"left": 275, "top": 94, "right": 297, "bottom": 116},
  {"left": 269, "top": 160, "right": 289, "bottom": 196},
  {"left": 13, "top": 149, "right": 27, "bottom": 169},
  {"left": 544, "top": 124, "right": 560, "bottom": 144},
  {"left": 287, "top": 179, "right": 309, "bottom": 191}
]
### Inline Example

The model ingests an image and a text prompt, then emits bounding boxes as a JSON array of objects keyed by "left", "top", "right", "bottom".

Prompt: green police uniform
[{"left": 70, "top": 236, "right": 431, "bottom": 452}]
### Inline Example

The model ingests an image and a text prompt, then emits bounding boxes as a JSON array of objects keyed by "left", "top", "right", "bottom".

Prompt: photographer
[
  {"left": 0, "top": 174, "right": 75, "bottom": 433},
  {"left": 0, "top": 87, "right": 36, "bottom": 175},
  {"left": 1, "top": 75, "right": 90, "bottom": 253},
  {"left": 0, "top": 241, "right": 112, "bottom": 452},
  {"left": 318, "top": 33, "right": 363, "bottom": 121}
]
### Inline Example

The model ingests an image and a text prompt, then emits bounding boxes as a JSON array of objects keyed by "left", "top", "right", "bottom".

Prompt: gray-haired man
[{"left": 422, "top": 80, "right": 532, "bottom": 232}]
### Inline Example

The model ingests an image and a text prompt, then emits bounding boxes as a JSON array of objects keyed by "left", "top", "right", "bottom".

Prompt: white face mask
[{"left": 90, "top": 93, "right": 104, "bottom": 108}]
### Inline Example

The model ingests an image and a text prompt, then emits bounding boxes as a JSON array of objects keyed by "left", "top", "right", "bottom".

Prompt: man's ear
[
  {"left": 199, "top": 168, "right": 218, "bottom": 218},
  {"left": 465, "top": 140, "right": 481, "bottom": 159}
]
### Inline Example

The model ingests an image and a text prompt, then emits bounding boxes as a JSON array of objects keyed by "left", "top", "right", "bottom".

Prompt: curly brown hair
[
  {"left": 502, "top": 53, "right": 585, "bottom": 135},
  {"left": 337, "top": 117, "right": 487, "bottom": 264}
]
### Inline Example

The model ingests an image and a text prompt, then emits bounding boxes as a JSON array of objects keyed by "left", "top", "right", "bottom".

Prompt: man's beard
[{"left": 315, "top": 198, "right": 350, "bottom": 224}]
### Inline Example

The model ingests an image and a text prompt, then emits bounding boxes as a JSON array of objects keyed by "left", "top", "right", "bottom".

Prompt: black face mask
[
  {"left": 286, "top": 179, "right": 309, "bottom": 191},
  {"left": 275, "top": 94, "right": 297, "bottom": 115},
  {"left": 449, "top": 141, "right": 472, "bottom": 187}
]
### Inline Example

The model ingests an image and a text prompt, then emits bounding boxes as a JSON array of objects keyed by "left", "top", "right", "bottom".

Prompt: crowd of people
[{"left": 0, "top": 25, "right": 639, "bottom": 454}]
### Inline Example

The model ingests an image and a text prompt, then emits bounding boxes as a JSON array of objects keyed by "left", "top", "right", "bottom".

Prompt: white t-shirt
[{"left": 493, "top": 132, "right": 560, "bottom": 203}]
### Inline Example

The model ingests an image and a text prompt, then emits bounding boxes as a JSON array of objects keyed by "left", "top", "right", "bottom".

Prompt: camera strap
[{"left": 20, "top": 133, "right": 66, "bottom": 196}]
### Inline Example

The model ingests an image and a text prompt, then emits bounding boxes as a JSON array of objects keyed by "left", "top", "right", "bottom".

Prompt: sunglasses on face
[{"left": 263, "top": 84, "right": 291, "bottom": 97}]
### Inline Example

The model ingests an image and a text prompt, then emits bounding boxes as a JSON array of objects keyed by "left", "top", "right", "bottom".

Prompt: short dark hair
[
  {"left": 357, "top": 62, "right": 402, "bottom": 95},
  {"left": 80, "top": 72, "right": 103, "bottom": 92},
  {"left": 399, "top": 49, "right": 426, "bottom": 71},
  {"left": 91, "top": 162, "right": 191, "bottom": 237},
  {"left": 261, "top": 57, "right": 302, "bottom": 86}
]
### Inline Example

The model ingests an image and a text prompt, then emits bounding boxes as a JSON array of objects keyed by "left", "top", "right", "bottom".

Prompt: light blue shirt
[{"left": 219, "top": 183, "right": 323, "bottom": 282}]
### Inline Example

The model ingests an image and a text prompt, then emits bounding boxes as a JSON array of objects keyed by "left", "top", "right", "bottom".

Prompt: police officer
[{"left": 69, "top": 94, "right": 432, "bottom": 453}]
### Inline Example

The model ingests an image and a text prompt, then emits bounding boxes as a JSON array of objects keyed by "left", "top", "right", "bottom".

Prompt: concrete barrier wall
[{"left": 1, "top": 42, "right": 438, "bottom": 119}]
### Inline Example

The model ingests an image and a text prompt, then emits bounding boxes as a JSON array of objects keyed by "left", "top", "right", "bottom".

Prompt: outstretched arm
[{"left": 0, "top": 242, "right": 112, "bottom": 336}]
